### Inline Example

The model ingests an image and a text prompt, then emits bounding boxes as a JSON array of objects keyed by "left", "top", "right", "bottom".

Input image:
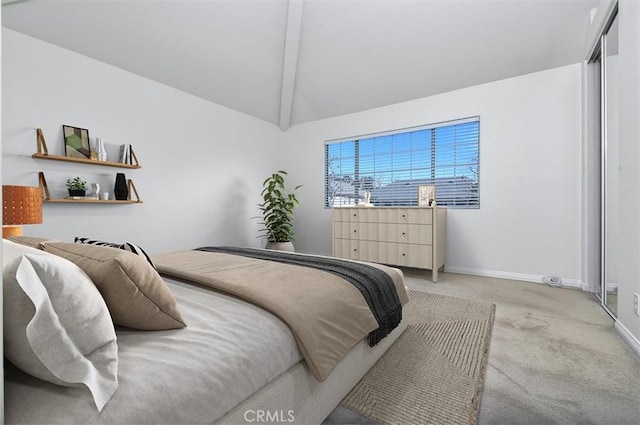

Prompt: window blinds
[{"left": 324, "top": 117, "right": 480, "bottom": 208}]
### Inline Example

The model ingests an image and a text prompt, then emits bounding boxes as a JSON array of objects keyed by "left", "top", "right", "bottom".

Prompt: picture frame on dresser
[
  {"left": 63, "top": 125, "right": 91, "bottom": 159},
  {"left": 418, "top": 185, "right": 435, "bottom": 206}
]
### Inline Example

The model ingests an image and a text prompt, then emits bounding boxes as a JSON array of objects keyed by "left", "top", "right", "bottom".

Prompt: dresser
[{"left": 332, "top": 207, "right": 447, "bottom": 282}]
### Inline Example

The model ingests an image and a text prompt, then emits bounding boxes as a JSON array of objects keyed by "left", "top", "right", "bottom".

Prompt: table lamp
[{"left": 3, "top": 186, "right": 43, "bottom": 238}]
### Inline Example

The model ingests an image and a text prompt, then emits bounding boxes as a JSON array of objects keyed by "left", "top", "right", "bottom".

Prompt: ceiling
[{"left": 2, "top": 0, "right": 599, "bottom": 130}]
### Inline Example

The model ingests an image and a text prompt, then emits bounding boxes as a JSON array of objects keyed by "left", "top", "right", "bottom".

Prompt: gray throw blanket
[{"left": 196, "top": 246, "right": 403, "bottom": 346}]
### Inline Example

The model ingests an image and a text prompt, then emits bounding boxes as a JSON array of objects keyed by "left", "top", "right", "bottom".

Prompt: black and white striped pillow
[{"left": 74, "top": 237, "right": 156, "bottom": 269}]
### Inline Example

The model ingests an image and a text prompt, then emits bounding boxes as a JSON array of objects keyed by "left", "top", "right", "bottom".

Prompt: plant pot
[
  {"left": 265, "top": 241, "right": 295, "bottom": 252},
  {"left": 68, "top": 189, "right": 85, "bottom": 197}
]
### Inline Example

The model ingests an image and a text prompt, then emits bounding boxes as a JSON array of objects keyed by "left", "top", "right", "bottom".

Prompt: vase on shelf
[
  {"left": 96, "top": 138, "right": 107, "bottom": 161},
  {"left": 114, "top": 173, "right": 128, "bottom": 200},
  {"left": 89, "top": 183, "right": 100, "bottom": 200}
]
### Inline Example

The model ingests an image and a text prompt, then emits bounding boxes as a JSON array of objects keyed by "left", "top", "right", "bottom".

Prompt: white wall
[
  {"left": 615, "top": 0, "right": 640, "bottom": 347},
  {"left": 2, "top": 29, "right": 281, "bottom": 254},
  {"left": 280, "top": 64, "right": 584, "bottom": 285}
]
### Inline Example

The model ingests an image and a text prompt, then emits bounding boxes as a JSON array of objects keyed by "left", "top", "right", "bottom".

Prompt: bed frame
[{"left": 219, "top": 318, "right": 408, "bottom": 424}]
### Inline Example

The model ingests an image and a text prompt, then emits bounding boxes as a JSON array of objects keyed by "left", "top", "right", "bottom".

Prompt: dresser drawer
[
  {"left": 332, "top": 238, "right": 345, "bottom": 258},
  {"left": 401, "top": 244, "right": 432, "bottom": 269},
  {"left": 379, "top": 242, "right": 432, "bottom": 269},
  {"left": 333, "top": 208, "right": 357, "bottom": 222},
  {"left": 378, "top": 223, "right": 432, "bottom": 244},
  {"left": 406, "top": 224, "right": 432, "bottom": 245},
  {"left": 378, "top": 208, "right": 432, "bottom": 224},
  {"left": 357, "top": 222, "right": 379, "bottom": 241},
  {"left": 333, "top": 221, "right": 352, "bottom": 239},
  {"left": 334, "top": 239, "right": 379, "bottom": 262},
  {"left": 357, "top": 241, "right": 379, "bottom": 262},
  {"left": 358, "top": 208, "right": 378, "bottom": 223},
  {"left": 333, "top": 238, "right": 358, "bottom": 259},
  {"left": 405, "top": 209, "right": 432, "bottom": 225}
]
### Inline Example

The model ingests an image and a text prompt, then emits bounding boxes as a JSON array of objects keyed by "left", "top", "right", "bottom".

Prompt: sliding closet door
[
  {"left": 603, "top": 15, "right": 619, "bottom": 316},
  {"left": 585, "top": 56, "right": 601, "bottom": 299},
  {"left": 589, "top": 7, "right": 619, "bottom": 317}
]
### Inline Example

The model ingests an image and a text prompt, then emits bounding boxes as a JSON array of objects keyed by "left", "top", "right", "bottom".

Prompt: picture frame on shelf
[
  {"left": 63, "top": 125, "right": 91, "bottom": 159},
  {"left": 418, "top": 184, "right": 435, "bottom": 206}
]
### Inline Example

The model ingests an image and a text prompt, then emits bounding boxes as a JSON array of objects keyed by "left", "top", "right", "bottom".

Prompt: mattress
[
  {"left": 5, "top": 277, "right": 302, "bottom": 424},
  {"left": 5, "top": 273, "right": 408, "bottom": 424}
]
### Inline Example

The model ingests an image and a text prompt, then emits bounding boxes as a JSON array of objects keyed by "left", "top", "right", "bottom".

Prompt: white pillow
[{"left": 2, "top": 239, "right": 119, "bottom": 411}]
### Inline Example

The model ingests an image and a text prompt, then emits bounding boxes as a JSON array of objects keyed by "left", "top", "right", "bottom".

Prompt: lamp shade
[{"left": 3, "top": 186, "right": 43, "bottom": 225}]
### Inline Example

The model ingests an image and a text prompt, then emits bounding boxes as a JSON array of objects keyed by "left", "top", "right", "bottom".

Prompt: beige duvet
[{"left": 153, "top": 249, "right": 409, "bottom": 381}]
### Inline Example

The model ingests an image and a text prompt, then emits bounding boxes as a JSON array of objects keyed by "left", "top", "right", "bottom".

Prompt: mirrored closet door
[
  {"left": 603, "top": 15, "right": 619, "bottom": 316},
  {"left": 588, "top": 7, "right": 618, "bottom": 317}
]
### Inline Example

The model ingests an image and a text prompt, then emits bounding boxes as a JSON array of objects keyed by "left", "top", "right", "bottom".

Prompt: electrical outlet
[{"left": 634, "top": 293, "right": 640, "bottom": 316}]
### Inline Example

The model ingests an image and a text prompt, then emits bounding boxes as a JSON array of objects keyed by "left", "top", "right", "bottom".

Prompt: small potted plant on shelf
[
  {"left": 66, "top": 177, "right": 87, "bottom": 197},
  {"left": 256, "top": 170, "right": 302, "bottom": 252}
]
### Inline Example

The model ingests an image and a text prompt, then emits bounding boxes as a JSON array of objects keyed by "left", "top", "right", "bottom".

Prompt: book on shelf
[{"left": 118, "top": 144, "right": 132, "bottom": 164}]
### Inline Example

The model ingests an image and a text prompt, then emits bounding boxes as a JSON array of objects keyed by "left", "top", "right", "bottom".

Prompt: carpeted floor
[
  {"left": 326, "top": 272, "right": 640, "bottom": 425},
  {"left": 329, "top": 290, "right": 495, "bottom": 425},
  {"left": 405, "top": 272, "right": 640, "bottom": 425}
]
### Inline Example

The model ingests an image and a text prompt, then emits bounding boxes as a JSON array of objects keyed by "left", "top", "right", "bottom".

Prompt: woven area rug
[{"left": 339, "top": 290, "right": 495, "bottom": 425}]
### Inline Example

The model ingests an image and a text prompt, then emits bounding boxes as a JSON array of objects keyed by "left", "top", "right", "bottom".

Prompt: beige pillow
[
  {"left": 43, "top": 242, "right": 186, "bottom": 330},
  {"left": 2, "top": 239, "right": 118, "bottom": 411},
  {"left": 7, "top": 235, "right": 60, "bottom": 250}
]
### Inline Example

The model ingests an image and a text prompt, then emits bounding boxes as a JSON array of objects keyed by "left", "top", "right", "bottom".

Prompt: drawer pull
[
  {"left": 402, "top": 232, "right": 406, "bottom": 235},
  {"left": 402, "top": 253, "right": 406, "bottom": 256},
  {"left": 353, "top": 229, "right": 357, "bottom": 233},
  {"left": 402, "top": 214, "right": 406, "bottom": 218}
]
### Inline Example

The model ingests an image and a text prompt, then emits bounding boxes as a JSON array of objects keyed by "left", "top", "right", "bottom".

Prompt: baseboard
[
  {"left": 614, "top": 320, "right": 640, "bottom": 358},
  {"left": 445, "top": 266, "right": 586, "bottom": 290}
]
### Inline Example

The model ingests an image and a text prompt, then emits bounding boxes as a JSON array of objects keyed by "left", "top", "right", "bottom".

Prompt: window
[{"left": 324, "top": 117, "right": 479, "bottom": 208}]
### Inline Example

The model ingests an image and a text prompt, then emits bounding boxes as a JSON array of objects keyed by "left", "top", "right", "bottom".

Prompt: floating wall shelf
[
  {"left": 33, "top": 127, "right": 141, "bottom": 168},
  {"left": 42, "top": 198, "right": 142, "bottom": 204},
  {"left": 39, "top": 172, "right": 143, "bottom": 204},
  {"left": 32, "top": 128, "right": 143, "bottom": 204},
  {"left": 32, "top": 153, "right": 141, "bottom": 169}
]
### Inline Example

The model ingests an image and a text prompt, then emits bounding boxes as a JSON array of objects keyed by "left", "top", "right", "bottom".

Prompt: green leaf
[{"left": 252, "top": 170, "right": 301, "bottom": 242}]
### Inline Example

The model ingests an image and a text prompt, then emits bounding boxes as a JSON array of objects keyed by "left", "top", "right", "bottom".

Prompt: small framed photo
[
  {"left": 63, "top": 125, "right": 91, "bottom": 159},
  {"left": 418, "top": 185, "right": 435, "bottom": 206}
]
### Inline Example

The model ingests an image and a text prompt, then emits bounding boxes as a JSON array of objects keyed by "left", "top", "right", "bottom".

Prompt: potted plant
[
  {"left": 257, "top": 171, "right": 301, "bottom": 251},
  {"left": 66, "top": 177, "right": 87, "bottom": 197}
]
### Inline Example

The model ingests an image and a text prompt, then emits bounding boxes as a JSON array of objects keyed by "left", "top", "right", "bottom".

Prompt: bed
[{"left": 3, "top": 238, "right": 409, "bottom": 424}]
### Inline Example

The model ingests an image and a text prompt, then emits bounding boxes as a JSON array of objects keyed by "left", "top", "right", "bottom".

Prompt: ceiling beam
[
  {"left": 1, "top": 0, "right": 32, "bottom": 6},
  {"left": 279, "top": 0, "right": 304, "bottom": 131}
]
